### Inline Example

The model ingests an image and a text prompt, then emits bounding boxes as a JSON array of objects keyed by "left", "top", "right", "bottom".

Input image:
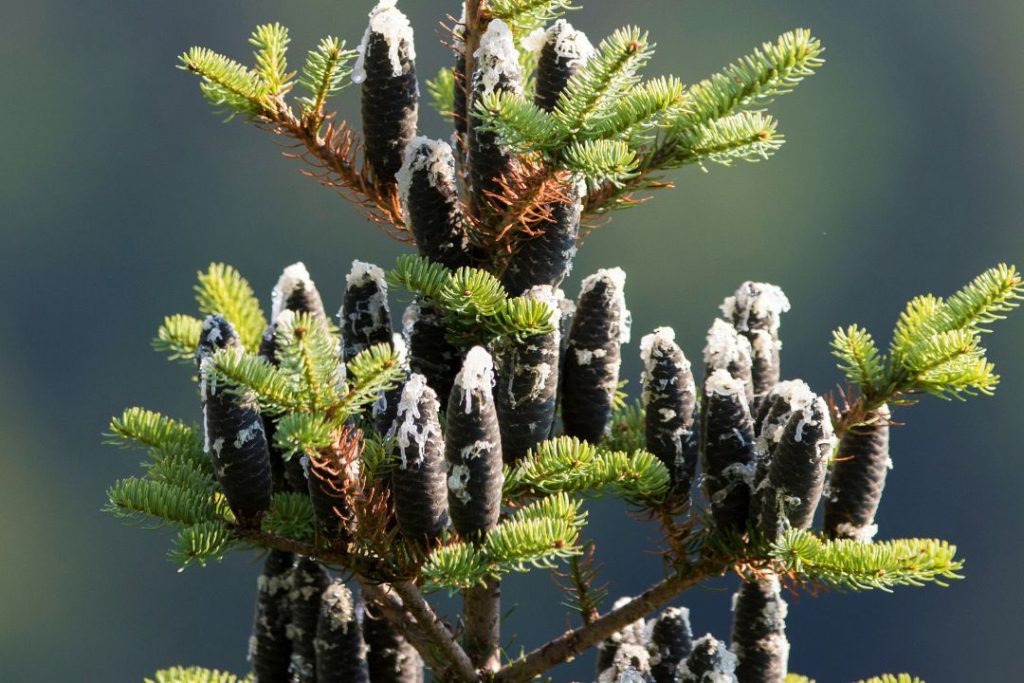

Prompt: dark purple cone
[
  {"left": 340, "top": 261, "right": 393, "bottom": 363},
  {"left": 533, "top": 19, "right": 594, "bottom": 113},
  {"left": 272, "top": 263, "right": 329, "bottom": 329},
  {"left": 250, "top": 550, "right": 294, "bottom": 683},
  {"left": 445, "top": 347, "right": 504, "bottom": 541},
  {"left": 700, "top": 370, "right": 755, "bottom": 534},
  {"left": 468, "top": 19, "right": 522, "bottom": 211},
  {"left": 649, "top": 606, "right": 693, "bottom": 683},
  {"left": 404, "top": 300, "right": 460, "bottom": 404},
  {"left": 288, "top": 557, "right": 330, "bottom": 682},
  {"left": 596, "top": 597, "right": 648, "bottom": 674},
  {"left": 562, "top": 268, "right": 630, "bottom": 443},
  {"left": 720, "top": 282, "right": 790, "bottom": 405},
  {"left": 397, "top": 138, "right": 474, "bottom": 271},
  {"left": 354, "top": 1, "right": 418, "bottom": 184},
  {"left": 753, "top": 397, "right": 834, "bottom": 540},
  {"left": 641, "top": 328, "right": 699, "bottom": 495},
  {"left": 495, "top": 287, "right": 561, "bottom": 464},
  {"left": 363, "top": 608, "right": 425, "bottom": 682},
  {"left": 731, "top": 577, "right": 789, "bottom": 683},
  {"left": 307, "top": 465, "right": 351, "bottom": 548},
  {"left": 501, "top": 189, "right": 581, "bottom": 296},
  {"left": 197, "top": 315, "right": 273, "bottom": 526},
  {"left": 678, "top": 635, "right": 737, "bottom": 682},
  {"left": 258, "top": 322, "right": 290, "bottom": 494},
  {"left": 824, "top": 407, "right": 891, "bottom": 542},
  {"left": 704, "top": 318, "right": 754, "bottom": 408},
  {"left": 315, "top": 580, "right": 369, "bottom": 683},
  {"left": 391, "top": 374, "right": 449, "bottom": 545}
]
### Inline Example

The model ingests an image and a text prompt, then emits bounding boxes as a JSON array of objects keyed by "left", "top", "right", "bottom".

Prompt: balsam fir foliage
[{"left": 108, "top": 2, "right": 1024, "bottom": 682}]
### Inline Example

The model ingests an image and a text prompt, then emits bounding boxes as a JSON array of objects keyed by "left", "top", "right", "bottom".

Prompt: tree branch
[
  {"left": 464, "top": 577, "right": 502, "bottom": 672},
  {"left": 361, "top": 581, "right": 479, "bottom": 682},
  {"left": 392, "top": 580, "right": 481, "bottom": 682},
  {"left": 493, "top": 559, "right": 724, "bottom": 682}
]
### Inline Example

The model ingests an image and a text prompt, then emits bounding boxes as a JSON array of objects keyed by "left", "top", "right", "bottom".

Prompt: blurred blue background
[{"left": 2, "top": 1, "right": 1022, "bottom": 681}]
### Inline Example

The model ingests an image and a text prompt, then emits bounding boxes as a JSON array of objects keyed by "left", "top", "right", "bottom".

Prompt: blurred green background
[{"left": 2, "top": 1, "right": 1022, "bottom": 680}]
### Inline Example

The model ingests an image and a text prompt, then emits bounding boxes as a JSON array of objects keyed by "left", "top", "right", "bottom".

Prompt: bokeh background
[{"left": 3, "top": 1, "right": 1023, "bottom": 681}]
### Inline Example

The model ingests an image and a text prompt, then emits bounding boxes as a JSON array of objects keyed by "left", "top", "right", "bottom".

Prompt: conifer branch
[
  {"left": 769, "top": 530, "right": 964, "bottom": 592},
  {"left": 207, "top": 349, "right": 303, "bottom": 413},
  {"left": 426, "top": 67, "right": 456, "bottom": 117},
  {"left": 388, "top": 255, "right": 556, "bottom": 344},
  {"left": 179, "top": 47, "right": 269, "bottom": 120},
  {"left": 476, "top": 91, "right": 563, "bottom": 153},
  {"left": 195, "top": 263, "right": 268, "bottom": 352},
  {"left": 489, "top": 0, "right": 576, "bottom": 37},
  {"left": 585, "top": 75, "right": 687, "bottom": 142},
  {"left": 422, "top": 494, "right": 586, "bottom": 589},
  {"left": 154, "top": 314, "right": 203, "bottom": 363},
  {"left": 554, "top": 26, "right": 654, "bottom": 134},
  {"left": 107, "top": 408, "right": 205, "bottom": 464},
  {"left": 562, "top": 139, "right": 638, "bottom": 186},
  {"left": 503, "top": 436, "right": 671, "bottom": 506},
  {"left": 169, "top": 521, "right": 237, "bottom": 568},
  {"left": 145, "top": 667, "right": 251, "bottom": 683},
  {"left": 833, "top": 264, "right": 1022, "bottom": 435},
  {"left": 106, "top": 477, "right": 226, "bottom": 528},
  {"left": 250, "top": 23, "right": 294, "bottom": 97},
  {"left": 388, "top": 580, "right": 480, "bottom": 682},
  {"left": 682, "top": 28, "right": 824, "bottom": 126},
  {"left": 665, "top": 111, "right": 784, "bottom": 168},
  {"left": 298, "top": 37, "right": 354, "bottom": 123},
  {"left": 181, "top": 29, "right": 405, "bottom": 230}
]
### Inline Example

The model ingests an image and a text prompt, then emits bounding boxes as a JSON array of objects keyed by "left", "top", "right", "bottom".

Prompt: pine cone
[
  {"left": 648, "top": 606, "right": 693, "bottom": 683},
  {"left": 307, "top": 428, "right": 362, "bottom": 548},
  {"left": 700, "top": 369, "right": 755, "bottom": 534},
  {"left": 530, "top": 19, "right": 594, "bottom": 113},
  {"left": 397, "top": 137, "right": 474, "bottom": 271},
  {"left": 288, "top": 558, "right": 330, "bottom": 682},
  {"left": 391, "top": 374, "right": 449, "bottom": 545},
  {"left": 641, "top": 327, "right": 699, "bottom": 495},
  {"left": 678, "top": 634, "right": 737, "bottom": 682},
  {"left": 445, "top": 347, "right": 504, "bottom": 541},
  {"left": 720, "top": 282, "right": 791, "bottom": 404},
  {"left": 250, "top": 550, "right": 294, "bottom": 682},
  {"left": 495, "top": 285, "right": 561, "bottom": 464},
  {"left": 197, "top": 315, "right": 273, "bottom": 526},
  {"left": 271, "top": 262, "right": 328, "bottom": 328},
  {"left": 314, "top": 580, "right": 369, "bottom": 683},
  {"left": 752, "top": 396, "right": 834, "bottom": 539},
  {"left": 703, "top": 318, "right": 753, "bottom": 408},
  {"left": 501, "top": 185, "right": 582, "bottom": 296},
  {"left": 340, "top": 261, "right": 393, "bottom": 363},
  {"left": 823, "top": 407, "right": 891, "bottom": 542},
  {"left": 562, "top": 268, "right": 631, "bottom": 443},
  {"left": 469, "top": 19, "right": 522, "bottom": 210},
  {"left": 354, "top": 0, "right": 418, "bottom": 183},
  {"left": 363, "top": 608, "right": 424, "bottom": 683},
  {"left": 730, "top": 576, "right": 789, "bottom": 683}
]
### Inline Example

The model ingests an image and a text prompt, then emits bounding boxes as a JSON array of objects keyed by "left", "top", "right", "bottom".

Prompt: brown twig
[
  {"left": 362, "top": 581, "right": 479, "bottom": 682},
  {"left": 392, "top": 579, "right": 481, "bottom": 682},
  {"left": 266, "top": 104, "right": 408, "bottom": 237},
  {"left": 493, "top": 559, "right": 725, "bottom": 683}
]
